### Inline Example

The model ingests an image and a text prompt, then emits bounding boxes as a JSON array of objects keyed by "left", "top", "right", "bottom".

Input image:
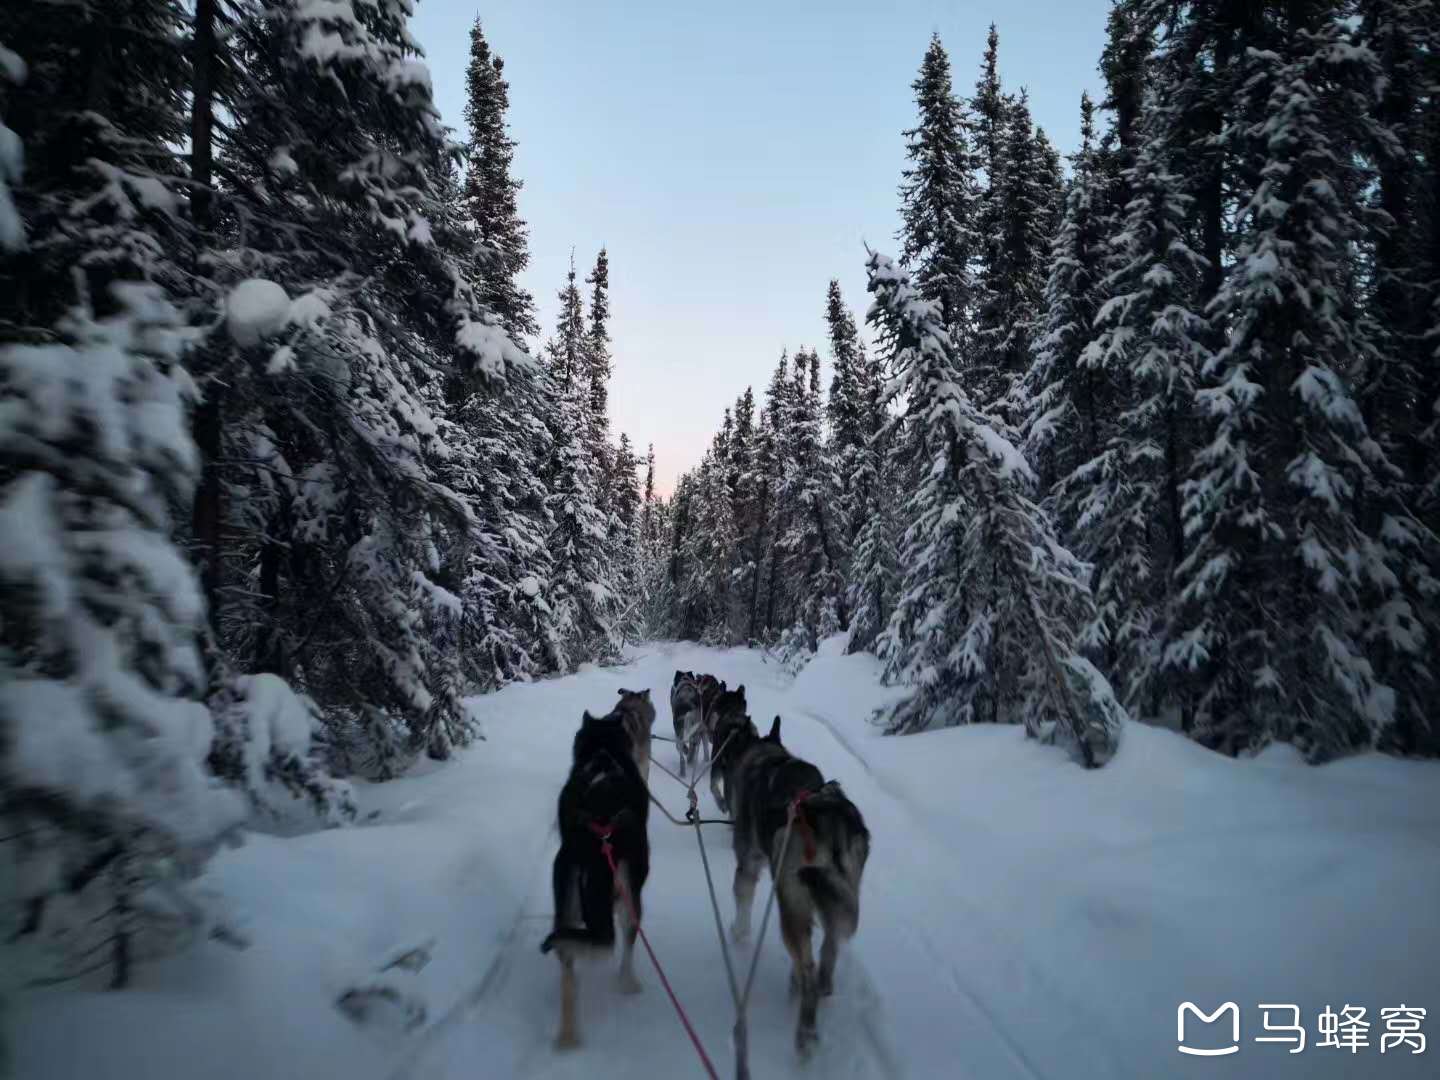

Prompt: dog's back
[
  {"left": 794, "top": 781, "right": 870, "bottom": 939},
  {"left": 731, "top": 719, "right": 869, "bottom": 939},
  {"left": 670, "top": 671, "right": 704, "bottom": 745},
  {"left": 542, "top": 711, "right": 650, "bottom": 956}
]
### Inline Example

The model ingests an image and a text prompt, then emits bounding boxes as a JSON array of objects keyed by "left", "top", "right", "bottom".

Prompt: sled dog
[
  {"left": 697, "top": 673, "right": 725, "bottom": 755},
  {"left": 706, "top": 683, "right": 751, "bottom": 812},
  {"left": 669, "top": 670, "right": 706, "bottom": 779},
  {"left": 613, "top": 686, "right": 656, "bottom": 783},
  {"left": 715, "top": 714, "right": 870, "bottom": 1057},
  {"left": 539, "top": 707, "right": 651, "bottom": 1050}
]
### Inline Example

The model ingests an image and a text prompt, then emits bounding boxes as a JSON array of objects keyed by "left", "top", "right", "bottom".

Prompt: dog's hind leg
[
  {"left": 555, "top": 951, "right": 580, "bottom": 1050},
  {"left": 817, "top": 925, "right": 839, "bottom": 997},
  {"left": 729, "top": 851, "right": 764, "bottom": 945},
  {"left": 778, "top": 886, "right": 819, "bottom": 1057},
  {"left": 615, "top": 862, "right": 643, "bottom": 995}
]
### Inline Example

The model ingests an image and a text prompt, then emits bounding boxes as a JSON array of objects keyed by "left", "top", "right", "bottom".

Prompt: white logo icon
[{"left": 1178, "top": 1002, "right": 1241, "bottom": 1057}]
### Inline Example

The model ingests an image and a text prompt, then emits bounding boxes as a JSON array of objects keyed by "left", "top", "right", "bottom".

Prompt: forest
[{"left": 1, "top": 0, "right": 1437, "bottom": 1020}]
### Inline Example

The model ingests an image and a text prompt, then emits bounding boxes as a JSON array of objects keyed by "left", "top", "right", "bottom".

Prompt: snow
[
  {"left": 14, "top": 640, "right": 1439, "bottom": 1079},
  {"left": 226, "top": 279, "right": 291, "bottom": 347},
  {"left": 268, "top": 146, "right": 299, "bottom": 178},
  {"left": 0, "top": 44, "right": 26, "bottom": 84},
  {"left": 0, "top": 117, "right": 23, "bottom": 252}
]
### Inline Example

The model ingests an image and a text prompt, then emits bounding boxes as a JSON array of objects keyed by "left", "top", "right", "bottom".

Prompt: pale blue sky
[{"left": 409, "top": 1, "right": 1111, "bottom": 495}]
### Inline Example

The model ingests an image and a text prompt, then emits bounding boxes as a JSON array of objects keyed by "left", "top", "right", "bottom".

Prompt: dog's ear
[
  {"left": 737, "top": 684, "right": 746, "bottom": 700},
  {"left": 673, "top": 670, "right": 683, "bottom": 685},
  {"left": 617, "top": 687, "right": 630, "bottom": 696},
  {"left": 641, "top": 688, "right": 651, "bottom": 700},
  {"left": 720, "top": 680, "right": 727, "bottom": 692},
  {"left": 766, "top": 715, "right": 782, "bottom": 742},
  {"left": 582, "top": 710, "right": 597, "bottom": 726}
]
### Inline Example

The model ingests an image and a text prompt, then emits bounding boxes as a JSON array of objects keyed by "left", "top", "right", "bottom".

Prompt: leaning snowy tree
[{"left": 867, "top": 251, "right": 1124, "bottom": 767}]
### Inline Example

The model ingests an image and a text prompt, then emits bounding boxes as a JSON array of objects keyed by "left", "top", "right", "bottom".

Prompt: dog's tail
[
  {"left": 796, "top": 787, "right": 870, "bottom": 940},
  {"left": 540, "top": 830, "right": 624, "bottom": 955}
]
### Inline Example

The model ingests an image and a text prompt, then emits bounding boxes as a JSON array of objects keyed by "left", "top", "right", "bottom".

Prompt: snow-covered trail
[
  {"left": 395, "top": 642, "right": 926, "bottom": 1080},
  {"left": 17, "top": 639, "right": 1439, "bottom": 1080}
]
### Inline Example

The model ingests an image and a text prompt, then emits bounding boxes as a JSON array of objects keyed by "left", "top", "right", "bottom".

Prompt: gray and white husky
[
  {"left": 712, "top": 713, "right": 871, "bottom": 1057},
  {"left": 669, "top": 670, "right": 706, "bottom": 779}
]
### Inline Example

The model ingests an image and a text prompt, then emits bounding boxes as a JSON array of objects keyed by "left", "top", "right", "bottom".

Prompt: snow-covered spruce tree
[
  {"left": 759, "top": 349, "right": 796, "bottom": 640},
  {"left": 462, "top": 17, "right": 539, "bottom": 343},
  {"left": 1139, "top": 0, "right": 1260, "bottom": 307},
  {"left": 740, "top": 378, "right": 781, "bottom": 643},
  {"left": 609, "top": 431, "right": 645, "bottom": 641},
  {"left": 1020, "top": 93, "right": 1114, "bottom": 512},
  {"left": 844, "top": 336, "right": 900, "bottom": 655},
  {"left": 777, "top": 348, "right": 847, "bottom": 659},
  {"left": 973, "top": 90, "right": 1062, "bottom": 415},
  {"left": 1098, "top": 0, "right": 1158, "bottom": 219},
  {"left": 867, "top": 251, "right": 1124, "bottom": 767},
  {"left": 0, "top": 285, "right": 247, "bottom": 988},
  {"left": 543, "top": 264, "right": 619, "bottom": 667},
  {"left": 1353, "top": 0, "right": 1440, "bottom": 756},
  {"left": 725, "top": 387, "right": 762, "bottom": 643},
  {"left": 1162, "top": 16, "right": 1412, "bottom": 761},
  {"left": 970, "top": 23, "right": 1009, "bottom": 266},
  {"left": 451, "top": 363, "right": 563, "bottom": 692},
  {"left": 677, "top": 450, "right": 740, "bottom": 644},
  {"left": 202, "top": 0, "right": 532, "bottom": 769},
  {"left": 825, "top": 280, "right": 873, "bottom": 549},
  {"left": 898, "top": 35, "right": 978, "bottom": 338},
  {"left": 1066, "top": 98, "right": 1210, "bottom": 713},
  {"left": 584, "top": 247, "right": 614, "bottom": 491}
]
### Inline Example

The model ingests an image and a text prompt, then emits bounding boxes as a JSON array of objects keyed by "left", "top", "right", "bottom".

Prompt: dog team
[{"left": 539, "top": 669, "right": 871, "bottom": 1060}]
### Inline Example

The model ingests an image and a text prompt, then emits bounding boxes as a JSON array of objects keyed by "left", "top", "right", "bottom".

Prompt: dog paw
[
  {"left": 554, "top": 1031, "right": 581, "bottom": 1052},
  {"left": 796, "top": 1026, "right": 819, "bottom": 1058},
  {"left": 618, "top": 971, "right": 643, "bottom": 995}
]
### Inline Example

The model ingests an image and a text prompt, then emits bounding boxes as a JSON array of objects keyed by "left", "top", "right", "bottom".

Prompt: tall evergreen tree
[
  {"left": 898, "top": 35, "right": 978, "bottom": 337},
  {"left": 1163, "top": 12, "right": 1410, "bottom": 760},
  {"left": 868, "top": 251, "right": 1124, "bottom": 765},
  {"left": 1022, "top": 93, "right": 1113, "bottom": 514},
  {"left": 548, "top": 253, "right": 586, "bottom": 393},
  {"left": 760, "top": 350, "right": 795, "bottom": 639},
  {"left": 845, "top": 326, "right": 900, "bottom": 655},
  {"left": 778, "top": 349, "right": 846, "bottom": 657},
  {"left": 1069, "top": 97, "right": 1210, "bottom": 710},
  {"left": 462, "top": 18, "right": 538, "bottom": 343},
  {"left": 974, "top": 90, "right": 1062, "bottom": 413},
  {"left": 584, "top": 247, "right": 613, "bottom": 469}
]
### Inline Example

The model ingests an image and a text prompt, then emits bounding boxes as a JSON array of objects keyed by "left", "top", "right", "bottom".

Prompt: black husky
[
  {"left": 540, "top": 707, "right": 651, "bottom": 1050},
  {"left": 715, "top": 714, "right": 871, "bottom": 1057}
]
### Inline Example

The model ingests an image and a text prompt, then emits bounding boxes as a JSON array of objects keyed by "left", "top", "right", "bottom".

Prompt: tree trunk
[{"left": 189, "top": 0, "right": 225, "bottom": 635}]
